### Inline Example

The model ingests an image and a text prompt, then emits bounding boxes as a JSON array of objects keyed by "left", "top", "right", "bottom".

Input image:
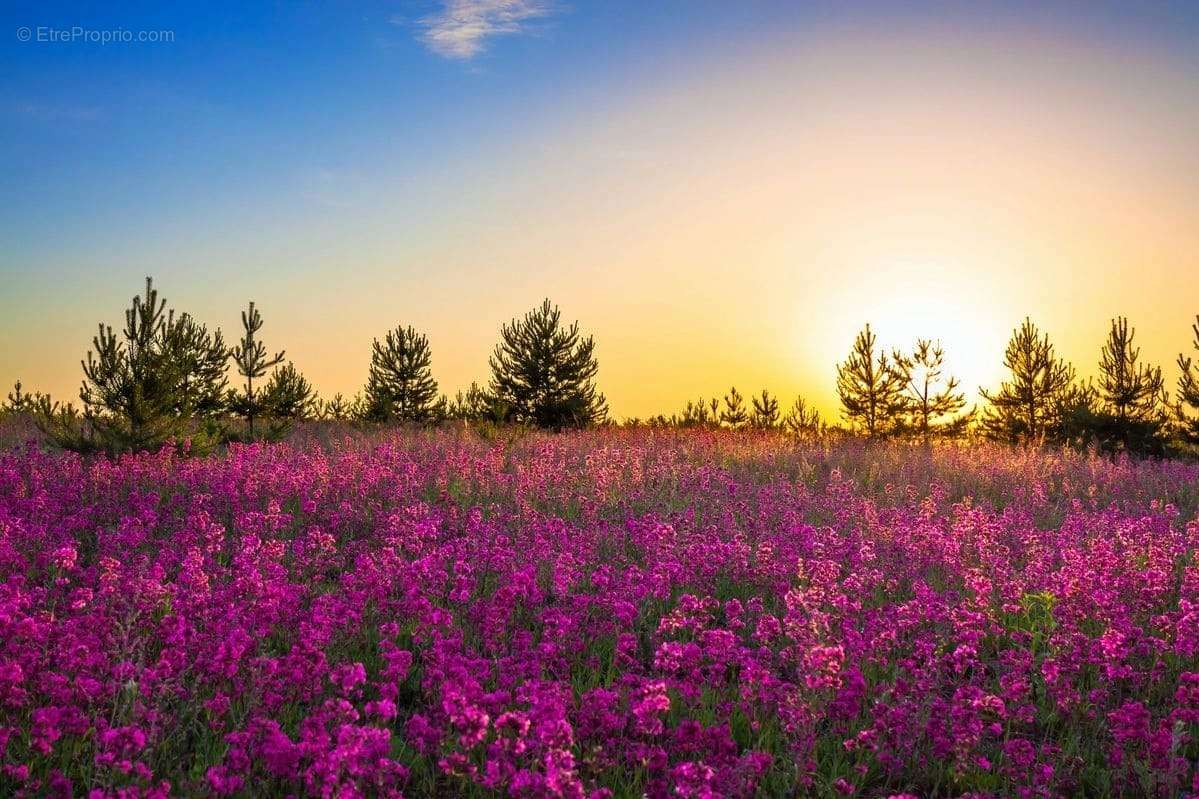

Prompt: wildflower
[
  {"left": 205, "top": 766, "right": 244, "bottom": 796},
  {"left": 50, "top": 545, "right": 77, "bottom": 571},
  {"left": 632, "top": 681, "right": 671, "bottom": 736},
  {"left": 672, "top": 760, "right": 716, "bottom": 798},
  {"left": 330, "top": 661, "right": 367, "bottom": 695}
]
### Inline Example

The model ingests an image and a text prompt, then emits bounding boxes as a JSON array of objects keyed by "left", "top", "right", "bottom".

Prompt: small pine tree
[
  {"left": 445, "top": 382, "right": 499, "bottom": 422},
  {"left": 4, "top": 381, "right": 36, "bottom": 416},
  {"left": 489, "top": 299, "right": 607, "bottom": 429},
  {"left": 320, "top": 393, "right": 351, "bottom": 420},
  {"left": 720, "top": 386, "right": 748, "bottom": 429},
  {"left": 980, "top": 318, "right": 1075, "bottom": 444},
  {"left": 1177, "top": 315, "right": 1199, "bottom": 444},
  {"left": 750, "top": 389, "right": 780, "bottom": 429},
  {"left": 1093, "top": 317, "right": 1166, "bottom": 454},
  {"left": 679, "top": 396, "right": 714, "bottom": 428},
  {"left": 321, "top": 393, "right": 367, "bottom": 421},
  {"left": 229, "top": 302, "right": 285, "bottom": 439},
  {"left": 31, "top": 395, "right": 85, "bottom": 449},
  {"left": 895, "top": 339, "right": 966, "bottom": 440},
  {"left": 263, "top": 362, "right": 316, "bottom": 422},
  {"left": 782, "top": 396, "right": 823, "bottom": 438},
  {"left": 348, "top": 393, "right": 369, "bottom": 421},
  {"left": 837, "top": 324, "right": 906, "bottom": 437},
  {"left": 364, "top": 326, "right": 440, "bottom": 424}
]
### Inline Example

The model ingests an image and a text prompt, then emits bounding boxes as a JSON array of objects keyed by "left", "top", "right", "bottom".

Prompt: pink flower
[
  {"left": 365, "top": 698, "right": 397, "bottom": 720},
  {"left": 206, "top": 765, "right": 244, "bottom": 796},
  {"left": 50, "top": 545, "right": 77, "bottom": 571},
  {"left": 632, "top": 681, "right": 671, "bottom": 736},
  {"left": 672, "top": 760, "right": 717, "bottom": 798},
  {"left": 330, "top": 661, "right": 367, "bottom": 695}
]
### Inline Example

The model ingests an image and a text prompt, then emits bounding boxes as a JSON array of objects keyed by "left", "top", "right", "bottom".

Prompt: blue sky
[
  {"left": 5, "top": 1, "right": 1195, "bottom": 273},
  {"left": 3, "top": 1, "right": 1199, "bottom": 416}
]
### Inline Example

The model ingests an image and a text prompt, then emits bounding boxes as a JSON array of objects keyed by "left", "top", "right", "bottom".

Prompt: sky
[{"left": 2, "top": 0, "right": 1198, "bottom": 420}]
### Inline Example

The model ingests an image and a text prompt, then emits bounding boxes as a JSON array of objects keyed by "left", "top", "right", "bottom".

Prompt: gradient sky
[{"left": 3, "top": 1, "right": 1199, "bottom": 419}]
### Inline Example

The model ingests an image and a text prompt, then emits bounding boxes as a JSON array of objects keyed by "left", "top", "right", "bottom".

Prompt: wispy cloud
[{"left": 401, "top": 0, "right": 557, "bottom": 60}]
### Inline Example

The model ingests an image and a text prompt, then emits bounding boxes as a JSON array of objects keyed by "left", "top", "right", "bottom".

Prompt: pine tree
[
  {"left": 1099, "top": 318, "right": 1164, "bottom": 422},
  {"left": 321, "top": 393, "right": 358, "bottom": 421},
  {"left": 750, "top": 389, "right": 780, "bottom": 429},
  {"left": 489, "top": 299, "right": 607, "bottom": 429},
  {"left": 837, "top": 324, "right": 906, "bottom": 437},
  {"left": 445, "top": 382, "right": 499, "bottom": 422},
  {"left": 720, "top": 386, "right": 748, "bottom": 429},
  {"left": 346, "top": 393, "right": 369, "bottom": 422},
  {"left": 263, "top": 362, "right": 316, "bottom": 422},
  {"left": 680, "top": 396, "right": 714, "bottom": 428},
  {"left": 229, "top": 302, "right": 285, "bottom": 438},
  {"left": 37, "top": 278, "right": 229, "bottom": 453},
  {"left": 1093, "top": 317, "right": 1166, "bottom": 453},
  {"left": 1177, "top": 315, "right": 1199, "bottom": 444},
  {"left": 782, "top": 396, "right": 823, "bottom": 438},
  {"left": 895, "top": 339, "right": 966, "bottom": 440},
  {"left": 3, "top": 381, "right": 36, "bottom": 415},
  {"left": 172, "top": 315, "right": 230, "bottom": 419},
  {"left": 1055, "top": 380, "right": 1105, "bottom": 449},
  {"left": 321, "top": 394, "right": 345, "bottom": 420},
  {"left": 364, "top": 326, "right": 440, "bottom": 423},
  {"left": 980, "top": 318, "right": 1075, "bottom": 443}
]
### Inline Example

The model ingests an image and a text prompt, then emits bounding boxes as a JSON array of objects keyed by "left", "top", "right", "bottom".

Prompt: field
[{"left": 2, "top": 429, "right": 1199, "bottom": 798}]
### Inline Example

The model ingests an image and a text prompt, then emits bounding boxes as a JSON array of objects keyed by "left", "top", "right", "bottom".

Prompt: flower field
[{"left": 3, "top": 429, "right": 1199, "bottom": 798}]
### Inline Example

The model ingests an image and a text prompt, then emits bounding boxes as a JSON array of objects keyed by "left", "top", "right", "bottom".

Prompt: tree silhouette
[
  {"left": 229, "top": 302, "right": 285, "bottom": 439},
  {"left": 330, "top": 392, "right": 368, "bottom": 422},
  {"left": 489, "top": 299, "right": 607, "bottom": 429},
  {"left": 837, "top": 324, "right": 906, "bottom": 437},
  {"left": 782, "top": 396, "right": 823, "bottom": 438},
  {"left": 750, "top": 389, "right": 780, "bottom": 429},
  {"left": 679, "top": 396, "right": 715, "bottom": 428},
  {"left": 894, "top": 339, "right": 966, "bottom": 440},
  {"left": 445, "top": 382, "right": 500, "bottom": 423},
  {"left": 3, "top": 381, "right": 36, "bottom": 415},
  {"left": 263, "top": 362, "right": 316, "bottom": 422},
  {"left": 1177, "top": 315, "right": 1199, "bottom": 444},
  {"left": 37, "top": 278, "right": 228, "bottom": 453},
  {"left": 321, "top": 393, "right": 353, "bottom": 421},
  {"left": 169, "top": 315, "right": 230, "bottom": 419},
  {"left": 365, "top": 326, "right": 440, "bottom": 423},
  {"left": 1092, "top": 317, "right": 1166, "bottom": 453},
  {"left": 980, "top": 318, "right": 1075, "bottom": 443},
  {"left": 720, "top": 386, "right": 748, "bottom": 429}
]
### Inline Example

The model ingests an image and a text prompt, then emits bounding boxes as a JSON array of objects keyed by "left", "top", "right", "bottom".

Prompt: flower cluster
[{"left": 1, "top": 430, "right": 1199, "bottom": 797}]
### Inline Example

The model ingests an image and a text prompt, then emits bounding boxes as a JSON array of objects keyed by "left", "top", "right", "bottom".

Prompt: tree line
[
  {"left": 616, "top": 317, "right": 1199, "bottom": 458},
  {"left": 4, "top": 277, "right": 1199, "bottom": 457},
  {"left": 2, "top": 280, "right": 605, "bottom": 454},
  {"left": 826, "top": 316, "right": 1197, "bottom": 456}
]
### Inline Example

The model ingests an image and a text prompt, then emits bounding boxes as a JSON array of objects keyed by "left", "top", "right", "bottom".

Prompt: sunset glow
[{"left": 7, "top": 5, "right": 1199, "bottom": 795}]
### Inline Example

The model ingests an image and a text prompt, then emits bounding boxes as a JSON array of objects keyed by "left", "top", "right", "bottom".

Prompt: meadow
[{"left": 2, "top": 428, "right": 1199, "bottom": 797}]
